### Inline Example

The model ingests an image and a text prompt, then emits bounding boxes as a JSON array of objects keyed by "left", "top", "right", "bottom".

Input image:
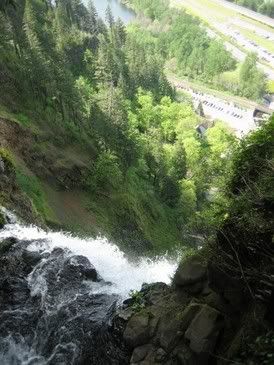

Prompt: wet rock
[
  {"left": 174, "top": 256, "right": 207, "bottom": 288},
  {"left": 0, "top": 237, "right": 17, "bottom": 255},
  {"left": 0, "top": 237, "right": 130, "bottom": 364},
  {"left": 124, "top": 312, "right": 151, "bottom": 348},
  {"left": 22, "top": 249, "right": 42, "bottom": 270},
  {"left": 130, "top": 344, "right": 155, "bottom": 363},
  {"left": 0, "top": 276, "right": 30, "bottom": 307},
  {"left": 61, "top": 255, "right": 99, "bottom": 282},
  {"left": 185, "top": 305, "right": 223, "bottom": 355},
  {"left": 117, "top": 307, "right": 135, "bottom": 321},
  {"left": 0, "top": 212, "right": 6, "bottom": 229},
  {"left": 141, "top": 282, "right": 170, "bottom": 305}
]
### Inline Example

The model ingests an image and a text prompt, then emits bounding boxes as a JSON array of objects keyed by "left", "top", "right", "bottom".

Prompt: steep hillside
[
  {"left": 117, "top": 116, "right": 274, "bottom": 365},
  {"left": 0, "top": 0, "right": 236, "bottom": 253}
]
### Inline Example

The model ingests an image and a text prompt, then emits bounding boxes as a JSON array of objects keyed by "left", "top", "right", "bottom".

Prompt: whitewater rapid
[{"left": 0, "top": 219, "right": 179, "bottom": 298}]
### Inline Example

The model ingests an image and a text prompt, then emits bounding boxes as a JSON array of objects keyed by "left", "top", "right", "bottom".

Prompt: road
[
  {"left": 211, "top": 0, "right": 274, "bottom": 28},
  {"left": 171, "top": 0, "right": 274, "bottom": 80}
]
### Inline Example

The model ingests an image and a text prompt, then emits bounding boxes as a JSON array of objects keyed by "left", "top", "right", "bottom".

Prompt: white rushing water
[{"left": 0, "top": 219, "right": 179, "bottom": 298}]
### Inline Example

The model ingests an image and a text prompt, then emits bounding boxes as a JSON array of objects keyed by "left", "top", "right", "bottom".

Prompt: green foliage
[
  {"left": 0, "top": 147, "right": 15, "bottom": 172},
  {"left": 87, "top": 150, "right": 123, "bottom": 192},
  {"left": 228, "top": 0, "right": 274, "bottom": 18},
  {"left": 128, "top": 0, "right": 236, "bottom": 83},
  {"left": 0, "top": 0, "right": 237, "bottom": 251},
  {"left": 239, "top": 53, "right": 266, "bottom": 100},
  {"left": 206, "top": 117, "right": 274, "bottom": 306},
  {"left": 16, "top": 170, "right": 51, "bottom": 218},
  {"left": 229, "top": 117, "right": 274, "bottom": 194},
  {"left": 16, "top": 113, "right": 31, "bottom": 127},
  {"left": 235, "top": 332, "right": 274, "bottom": 365},
  {"left": 129, "top": 290, "right": 145, "bottom": 312}
]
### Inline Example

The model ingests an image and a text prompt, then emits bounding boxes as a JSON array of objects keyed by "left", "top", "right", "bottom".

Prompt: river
[{"left": 88, "top": 0, "right": 135, "bottom": 24}]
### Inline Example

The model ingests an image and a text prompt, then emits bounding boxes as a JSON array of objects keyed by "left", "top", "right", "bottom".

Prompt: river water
[{"left": 88, "top": 0, "right": 135, "bottom": 24}]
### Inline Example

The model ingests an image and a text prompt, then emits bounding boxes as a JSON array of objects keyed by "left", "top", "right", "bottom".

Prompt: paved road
[
  {"left": 212, "top": 0, "right": 274, "bottom": 28},
  {"left": 206, "top": 26, "right": 274, "bottom": 79}
]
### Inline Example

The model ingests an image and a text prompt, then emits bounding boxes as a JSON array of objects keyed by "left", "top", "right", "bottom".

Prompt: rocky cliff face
[{"left": 117, "top": 254, "right": 274, "bottom": 365}]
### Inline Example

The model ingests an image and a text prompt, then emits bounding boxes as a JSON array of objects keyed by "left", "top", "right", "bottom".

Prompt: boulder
[
  {"left": 174, "top": 344, "right": 196, "bottom": 365},
  {"left": 154, "top": 348, "right": 167, "bottom": 362},
  {"left": 174, "top": 256, "right": 207, "bottom": 288},
  {"left": 185, "top": 305, "right": 223, "bottom": 355},
  {"left": 180, "top": 303, "right": 202, "bottom": 332},
  {"left": 156, "top": 310, "right": 183, "bottom": 351},
  {"left": 124, "top": 312, "right": 151, "bottom": 348},
  {"left": 22, "top": 249, "right": 42, "bottom": 270},
  {"left": 141, "top": 282, "right": 170, "bottom": 305},
  {"left": 61, "top": 255, "right": 99, "bottom": 282},
  {"left": 0, "top": 237, "right": 17, "bottom": 255},
  {"left": 130, "top": 344, "right": 155, "bottom": 363}
]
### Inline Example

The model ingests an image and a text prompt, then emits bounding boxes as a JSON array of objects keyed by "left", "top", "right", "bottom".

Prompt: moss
[{"left": 15, "top": 170, "right": 53, "bottom": 221}]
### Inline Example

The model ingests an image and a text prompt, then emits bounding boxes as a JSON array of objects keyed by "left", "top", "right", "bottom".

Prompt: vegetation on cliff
[{"left": 0, "top": 0, "right": 236, "bottom": 251}]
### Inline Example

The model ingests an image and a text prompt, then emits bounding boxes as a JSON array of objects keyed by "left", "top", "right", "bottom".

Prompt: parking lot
[{"left": 176, "top": 84, "right": 256, "bottom": 137}]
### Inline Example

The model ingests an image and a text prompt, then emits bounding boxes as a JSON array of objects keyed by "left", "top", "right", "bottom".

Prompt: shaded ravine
[{"left": 0, "top": 212, "right": 178, "bottom": 364}]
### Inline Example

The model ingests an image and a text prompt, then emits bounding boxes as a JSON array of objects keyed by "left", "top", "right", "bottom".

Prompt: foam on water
[{"left": 0, "top": 220, "right": 179, "bottom": 298}]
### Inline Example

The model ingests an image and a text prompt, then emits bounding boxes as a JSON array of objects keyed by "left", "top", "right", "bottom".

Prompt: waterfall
[{"left": 0, "top": 213, "right": 179, "bottom": 364}]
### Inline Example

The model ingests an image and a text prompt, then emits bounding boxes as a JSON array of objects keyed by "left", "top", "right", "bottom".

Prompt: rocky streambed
[
  {"left": 0, "top": 213, "right": 273, "bottom": 365},
  {"left": 0, "top": 235, "right": 130, "bottom": 364}
]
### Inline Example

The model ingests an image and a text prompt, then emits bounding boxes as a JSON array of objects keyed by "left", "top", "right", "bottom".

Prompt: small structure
[{"left": 196, "top": 123, "right": 208, "bottom": 137}]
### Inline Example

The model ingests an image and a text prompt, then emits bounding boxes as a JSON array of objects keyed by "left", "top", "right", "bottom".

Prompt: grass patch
[
  {"left": 16, "top": 170, "right": 53, "bottom": 220},
  {"left": 15, "top": 113, "right": 32, "bottom": 127},
  {"left": 220, "top": 64, "right": 241, "bottom": 84},
  {"left": 236, "top": 26, "right": 274, "bottom": 53}
]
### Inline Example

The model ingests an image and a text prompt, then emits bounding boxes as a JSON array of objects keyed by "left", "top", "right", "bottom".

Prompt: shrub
[
  {"left": 0, "top": 147, "right": 15, "bottom": 172},
  {"left": 87, "top": 150, "right": 123, "bottom": 192}
]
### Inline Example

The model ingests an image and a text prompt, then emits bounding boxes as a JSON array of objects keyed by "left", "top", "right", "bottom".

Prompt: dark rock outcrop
[
  {"left": 117, "top": 254, "right": 274, "bottom": 365},
  {"left": 0, "top": 237, "right": 130, "bottom": 364}
]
